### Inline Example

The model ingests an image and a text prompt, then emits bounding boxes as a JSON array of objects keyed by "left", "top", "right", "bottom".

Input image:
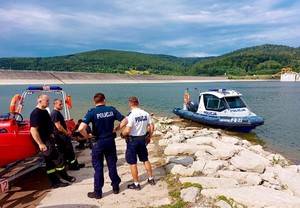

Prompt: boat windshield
[
  {"left": 224, "top": 96, "right": 247, "bottom": 109},
  {"left": 203, "top": 94, "right": 226, "bottom": 111}
]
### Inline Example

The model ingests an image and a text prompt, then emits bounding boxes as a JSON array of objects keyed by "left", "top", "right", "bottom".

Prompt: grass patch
[
  {"left": 217, "top": 195, "right": 235, "bottom": 206},
  {"left": 216, "top": 195, "right": 248, "bottom": 208},
  {"left": 182, "top": 182, "right": 203, "bottom": 189},
  {"left": 160, "top": 200, "right": 186, "bottom": 208},
  {"left": 159, "top": 174, "right": 203, "bottom": 208}
]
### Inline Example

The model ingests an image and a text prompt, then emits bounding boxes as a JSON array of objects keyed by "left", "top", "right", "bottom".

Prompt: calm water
[{"left": 0, "top": 81, "right": 299, "bottom": 164}]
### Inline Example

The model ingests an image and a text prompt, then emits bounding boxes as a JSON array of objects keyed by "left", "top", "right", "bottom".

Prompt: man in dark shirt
[
  {"left": 73, "top": 119, "right": 92, "bottom": 149},
  {"left": 51, "top": 99, "right": 85, "bottom": 170},
  {"left": 78, "top": 92, "right": 126, "bottom": 199},
  {"left": 30, "top": 94, "right": 76, "bottom": 188}
]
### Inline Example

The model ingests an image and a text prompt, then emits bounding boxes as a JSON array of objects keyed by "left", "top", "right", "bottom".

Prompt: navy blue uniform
[{"left": 82, "top": 105, "right": 125, "bottom": 196}]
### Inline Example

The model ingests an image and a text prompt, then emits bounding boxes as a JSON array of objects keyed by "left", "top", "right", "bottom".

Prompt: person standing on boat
[
  {"left": 121, "top": 96, "right": 155, "bottom": 190},
  {"left": 78, "top": 92, "right": 126, "bottom": 199},
  {"left": 30, "top": 94, "right": 76, "bottom": 188},
  {"left": 51, "top": 99, "right": 85, "bottom": 170}
]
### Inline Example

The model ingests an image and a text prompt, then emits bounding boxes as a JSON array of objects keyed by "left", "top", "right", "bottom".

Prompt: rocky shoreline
[
  {"left": 2, "top": 116, "right": 299, "bottom": 207},
  {"left": 153, "top": 116, "right": 300, "bottom": 208}
]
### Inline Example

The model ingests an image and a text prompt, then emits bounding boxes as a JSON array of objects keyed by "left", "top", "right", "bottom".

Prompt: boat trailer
[{"left": 0, "top": 157, "right": 44, "bottom": 194}]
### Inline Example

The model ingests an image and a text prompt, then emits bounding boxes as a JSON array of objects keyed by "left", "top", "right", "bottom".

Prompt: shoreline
[
  {"left": 0, "top": 70, "right": 273, "bottom": 85},
  {"left": 1, "top": 116, "right": 299, "bottom": 207}
]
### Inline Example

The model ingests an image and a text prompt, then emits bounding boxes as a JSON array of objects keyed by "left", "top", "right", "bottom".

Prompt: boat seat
[
  {"left": 0, "top": 113, "right": 10, "bottom": 121},
  {"left": 18, "top": 121, "right": 28, "bottom": 127}
]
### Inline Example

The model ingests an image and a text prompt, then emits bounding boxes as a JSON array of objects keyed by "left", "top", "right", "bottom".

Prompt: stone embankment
[
  {"left": 0, "top": 69, "right": 227, "bottom": 85},
  {"left": 153, "top": 116, "right": 300, "bottom": 208}
]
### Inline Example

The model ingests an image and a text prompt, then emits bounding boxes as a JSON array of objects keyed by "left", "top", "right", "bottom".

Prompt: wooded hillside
[{"left": 0, "top": 44, "right": 299, "bottom": 76}]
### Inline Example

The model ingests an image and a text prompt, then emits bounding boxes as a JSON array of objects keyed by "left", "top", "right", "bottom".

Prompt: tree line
[{"left": 0, "top": 44, "right": 299, "bottom": 76}]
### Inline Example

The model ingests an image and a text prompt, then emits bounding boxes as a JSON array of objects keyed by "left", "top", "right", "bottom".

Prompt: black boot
[
  {"left": 69, "top": 159, "right": 85, "bottom": 170},
  {"left": 58, "top": 170, "right": 76, "bottom": 183},
  {"left": 48, "top": 172, "right": 69, "bottom": 188},
  {"left": 48, "top": 172, "right": 60, "bottom": 185}
]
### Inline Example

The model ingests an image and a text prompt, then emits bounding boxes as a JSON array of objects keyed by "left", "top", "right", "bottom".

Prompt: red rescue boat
[{"left": 0, "top": 86, "right": 75, "bottom": 167}]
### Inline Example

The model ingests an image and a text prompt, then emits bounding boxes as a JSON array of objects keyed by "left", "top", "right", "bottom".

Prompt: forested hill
[
  {"left": 0, "top": 44, "right": 299, "bottom": 76},
  {"left": 189, "top": 44, "right": 300, "bottom": 76}
]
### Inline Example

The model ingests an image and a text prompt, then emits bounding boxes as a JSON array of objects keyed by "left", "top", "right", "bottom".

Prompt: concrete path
[{"left": 37, "top": 137, "right": 169, "bottom": 208}]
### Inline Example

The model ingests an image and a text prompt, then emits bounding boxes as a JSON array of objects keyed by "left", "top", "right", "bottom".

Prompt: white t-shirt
[{"left": 126, "top": 108, "right": 152, "bottom": 136}]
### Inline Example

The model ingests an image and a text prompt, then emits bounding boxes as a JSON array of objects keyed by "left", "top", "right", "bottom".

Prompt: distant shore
[{"left": 0, "top": 70, "right": 271, "bottom": 85}]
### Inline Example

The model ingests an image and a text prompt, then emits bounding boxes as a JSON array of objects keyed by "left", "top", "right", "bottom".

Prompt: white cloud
[
  {"left": 0, "top": 0, "right": 299, "bottom": 57},
  {"left": 0, "top": 6, "right": 59, "bottom": 33}
]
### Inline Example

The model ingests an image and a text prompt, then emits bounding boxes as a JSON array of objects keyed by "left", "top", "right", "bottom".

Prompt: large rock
[
  {"left": 220, "top": 135, "right": 240, "bottom": 145},
  {"left": 149, "top": 198, "right": 171, "bottom": 207},
  {"left": 180, "top": 187, "right": 200, "bottom": 203},
  {"left": 206, "top": 140, "right": 242, "bottom": 160},
  {"left": 162, "top": 131, "right": 174, "bottom": 139},
  {"left": 202, "top": 160, "right": 228, "bottom": 175},
  {"left": 167, "top": 156, "right": 194, "bottom": 166},
  {"left": 169, "top": 135, "right": 186, "bottom": 143},
  {"left": 166, "top": 163, "right": 194, "bottom": 176},
  {"left": 191, "top": 159, "right": 207, "bottom": 172},
  {"left": 180, "top": 177, "right": 238, "bottom": 189},
  {"left": 230, "top": 149, "right": 270, "bottom": 173},
  {"left": 186, "top": 135, "right": 217, "bottom": 145},
  {"left": 274, "top": 165, "right": 300, "bottom": 197},
  {"left": 202, "top": 186, "right": 300, "bottom": 208},
  {"left": 249, "top": 144, "right": 267, "bottom": 155},
  {"left": 158, "top": 139, "right": 172, "bottom": 146},
  {"left": 215, "top": 200, "right": 232, "bottom": 208},
  {"left": 179, "top": 130, "right": 197, "bottom": 139},
  {"left": 217, "top": 170, "right": 262, "bottom": 186},
  {"left": 164, "top": 143, "right": 199, "bottom": 156},
  {"left": 260, "top": 167, "right": 279, "bottom": 185}
]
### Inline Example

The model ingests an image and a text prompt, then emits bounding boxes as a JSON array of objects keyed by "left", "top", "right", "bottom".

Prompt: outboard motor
[{"left": 187, "top": 101, "right": 198, "bottom": 112}]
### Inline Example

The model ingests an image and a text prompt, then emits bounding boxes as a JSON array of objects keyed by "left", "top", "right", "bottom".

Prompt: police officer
[
  {"left": 121, "top": 96, "right": 155, "bottom": 190},
  {"left": 78, "top": 92, "right": 126, "bottom": 199},
  {"left": 30, "top": 94, "right": 76, "bottom": 188},
  {"left": 51, "top": 99, "right": 85, "bottom": 170}
]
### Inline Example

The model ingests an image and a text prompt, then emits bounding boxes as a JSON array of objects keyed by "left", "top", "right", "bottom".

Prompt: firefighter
[{"left": 51, "top": 99, "right": 85, "bottom": 170}]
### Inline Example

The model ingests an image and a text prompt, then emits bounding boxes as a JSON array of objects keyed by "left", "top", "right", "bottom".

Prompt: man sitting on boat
[{"left": 73, "top": 119, "right": 92, "bottom": 149}]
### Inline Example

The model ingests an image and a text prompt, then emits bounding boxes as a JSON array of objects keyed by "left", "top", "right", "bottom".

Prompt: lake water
[{"left": 0, "top": 81, "right": 299, "bottom": 164}]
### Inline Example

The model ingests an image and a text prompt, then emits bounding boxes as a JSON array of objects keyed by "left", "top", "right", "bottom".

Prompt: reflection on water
[{"left": 0, "top": 81, "right": 299, "bottom": 164}]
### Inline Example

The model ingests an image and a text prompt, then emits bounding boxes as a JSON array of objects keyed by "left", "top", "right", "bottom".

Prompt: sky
[{"left": 0, "top": 0, "right": 299, "bottom": 58}]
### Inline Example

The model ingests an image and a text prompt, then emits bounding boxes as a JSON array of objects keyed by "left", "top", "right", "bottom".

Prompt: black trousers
[
  {"left": 54, "top": 133, "right": 78, "bottom": 167},
  {"left": 42, "top": 138, "right": 69, "bottom": 184}
]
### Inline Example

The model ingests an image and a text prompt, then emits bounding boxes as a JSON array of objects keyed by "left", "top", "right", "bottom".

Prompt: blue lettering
[
  {"left": 204, "top": 111, "right": 217, "bottom": 116},
  {"left": 230, "top": 109, "right": 246, "bottom": 113}
]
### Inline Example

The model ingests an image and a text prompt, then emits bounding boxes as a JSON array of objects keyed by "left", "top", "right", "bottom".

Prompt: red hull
[
  {"left": 0, "top": 119, "right": 39, "bottom": 167},
  {"left": 1, "top": 86, "right": 75, "bottom": 167}
]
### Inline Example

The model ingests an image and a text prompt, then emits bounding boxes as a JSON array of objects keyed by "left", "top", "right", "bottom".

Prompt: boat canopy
[{"left": 201, "top": 89, "right": 242, "bottom": 98}]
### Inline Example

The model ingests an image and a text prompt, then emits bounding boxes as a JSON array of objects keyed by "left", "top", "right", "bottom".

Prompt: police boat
[{"left": 172, "top": 89, "right": 264, "bottom": 133}]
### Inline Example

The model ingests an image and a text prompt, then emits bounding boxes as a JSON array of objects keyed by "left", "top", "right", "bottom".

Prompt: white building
[{"left": 281, "top": 73, "right": 300, "bottom": 82}]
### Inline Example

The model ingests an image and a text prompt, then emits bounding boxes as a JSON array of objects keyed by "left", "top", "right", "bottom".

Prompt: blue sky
[{"left": 0, "top": 0, "right": 299, "bottom": 58}]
